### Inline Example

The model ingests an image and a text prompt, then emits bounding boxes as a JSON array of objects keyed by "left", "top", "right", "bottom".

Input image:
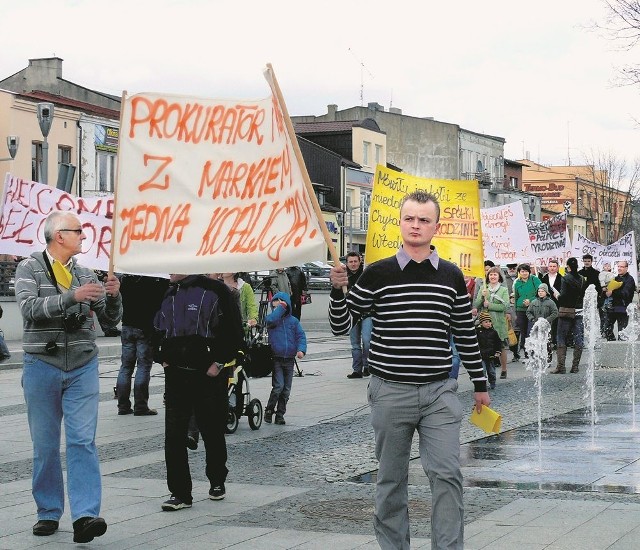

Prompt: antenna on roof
[{"left": 348, "top": 47, "right": 374, "bottom": 107}]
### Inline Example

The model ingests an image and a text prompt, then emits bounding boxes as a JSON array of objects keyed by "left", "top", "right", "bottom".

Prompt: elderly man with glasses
[{"left": 15, "top": 211, "right": 122, "bottom": 543}]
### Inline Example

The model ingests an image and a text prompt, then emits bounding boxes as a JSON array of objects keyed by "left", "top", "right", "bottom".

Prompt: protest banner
[
  {"left": 526, "top": 211, "right": 572, "bottom": 267},
  {"left": 481, "top": 201, "right": 533, "bottom": 264},
  {"left": 0, "top": 174, "right": 113, "bottom": 271},
  {"left": 571, "top": 231, "right": 638, "bottom": 283},
  {"left": 111, "top": 67, "right": 329, "bottom": 275},
  {"left": 365, "top": 165, "right": 484, "bottom": 277}
]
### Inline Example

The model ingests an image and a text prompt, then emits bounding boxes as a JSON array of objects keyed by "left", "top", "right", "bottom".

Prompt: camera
[{"left": 63, "top": 312, "right": 87, "bottom": 332}]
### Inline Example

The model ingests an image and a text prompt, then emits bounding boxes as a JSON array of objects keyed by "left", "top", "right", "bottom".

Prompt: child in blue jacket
[{"left": 265, "top": 291, "right": 307, "bottom": 425}]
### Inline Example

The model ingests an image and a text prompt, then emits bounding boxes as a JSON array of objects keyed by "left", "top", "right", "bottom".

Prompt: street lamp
[
  {"left": 36, "top": 102, "right": 54, "bottom": 184},
  {"left": 0, "top": 136, "right": 19, "bottom": 162},
  {"left": 603, "top": 211, "right": 613, "bottom": 245}
]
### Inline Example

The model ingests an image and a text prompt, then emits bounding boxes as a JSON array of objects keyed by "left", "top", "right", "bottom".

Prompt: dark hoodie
[
  {"left": 154, "top": 275, "right": 244, "bottom": 370},
  {"left": 558, "top": 271, "right": 586, "bottom": 311},
  {"left": 265, "top": 291, "right": 307, "bottom": 358}
]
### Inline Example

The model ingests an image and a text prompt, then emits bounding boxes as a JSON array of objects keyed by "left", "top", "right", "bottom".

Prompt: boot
[
  {"left": 570, "top": 347, "right": 582, "bottom": 373},
  {"left": 551, "top": 346, "right": 567, "bottom": 374}
]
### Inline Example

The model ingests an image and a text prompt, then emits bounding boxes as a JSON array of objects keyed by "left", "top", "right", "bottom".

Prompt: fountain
[
  {"left": 619, "top": 302, "right": 640, "bottom": 431},
  {"left": 524, "top": 317, "right": 551, "bottom": 469},
  {"left": 582, "top": 284, "right": 599, "bottom": 444}
]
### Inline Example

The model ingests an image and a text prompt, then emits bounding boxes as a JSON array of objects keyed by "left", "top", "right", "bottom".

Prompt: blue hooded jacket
[{"left": 265, "top": 291, "right": 307, "bottom": 358}]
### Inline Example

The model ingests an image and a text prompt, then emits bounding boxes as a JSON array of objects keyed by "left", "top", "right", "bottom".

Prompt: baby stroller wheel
[
  {"left": 247, "top": 398, "right": 263, "bottom": 430},
  {"left": 226, "top": 409, "right": 239, "bottom": 434}
]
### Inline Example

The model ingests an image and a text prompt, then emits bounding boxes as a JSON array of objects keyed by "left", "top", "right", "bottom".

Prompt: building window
[
  {"left": 363, "top": 141, "right": 370, "bottom": 166},
  {"left": 32, "top": 141, "right": 43, "bottom": 182},
  {"left": 510, "top": 176, "right": 518, "bottom": 189},
  {"left": 58, "top": 145, "right": 72, "bottom": 166},
  {"left": 96, "top": 151, "right": 116, "bottom": 192},
  {"left": 375, "top": 144, "right": 382, "bottom": 165}
]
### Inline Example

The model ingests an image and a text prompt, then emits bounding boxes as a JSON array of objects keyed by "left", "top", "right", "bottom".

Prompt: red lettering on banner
[
  {"left": 196, "top": 190, "right": 317, "bottom": 261},
  {"left": 197, "top": 147, "right": 292, "bottom": 199},
  {"left": 128, "top": 97, "right": 265, "bottom": 146},
  {"left": 139, "top": 155, "right": 172, "bottom": 191},
  {"left": 118, "top": 203, "right": 191, "bottom": 254}
]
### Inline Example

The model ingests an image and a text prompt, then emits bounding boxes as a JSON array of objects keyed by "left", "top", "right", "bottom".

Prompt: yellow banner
[{"left": 365, "top": 165, "right": 484, "bottom": 277}]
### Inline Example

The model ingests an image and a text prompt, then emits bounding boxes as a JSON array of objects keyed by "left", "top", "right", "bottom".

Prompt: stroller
[{"left": 226, "top": 352, "right": 263, "bottom": 434}]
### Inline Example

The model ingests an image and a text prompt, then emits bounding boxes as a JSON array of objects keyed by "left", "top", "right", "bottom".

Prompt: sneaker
[
  {"left": 161, "top": 496, "right": 192, "bottom": 511},
  {"left": 275, "top": 414, "right": 286, "bottom": 425},
  {"left": 265, "top": 410, "right": 273, "bottom": 423},
  {"left": 209, "top": 484, "right": 226, "bottom": 500},
  {"left": 500, "top": 371, "right": 507, "bottom": 379},
  {"left": 490, "top": 383, "right": 496, "bottom": 390},
  {"left": 347, "top": 372, "right": 363, "bottom": 379},
  {"left": 362, "top": 368, "right": 370, "bottom": 377}
]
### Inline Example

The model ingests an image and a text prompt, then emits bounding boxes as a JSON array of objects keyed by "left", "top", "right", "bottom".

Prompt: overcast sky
[{"left": 1, "top": 0, "right": 638, "bottom": 169}]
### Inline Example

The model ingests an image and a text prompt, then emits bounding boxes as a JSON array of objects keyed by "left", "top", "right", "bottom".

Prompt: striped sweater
[
  {"left": 15, "top": 252, "right": 122, "bottom": 371},
  {"left": 329, "top": 252, "right": 487, "bottom": 391}
]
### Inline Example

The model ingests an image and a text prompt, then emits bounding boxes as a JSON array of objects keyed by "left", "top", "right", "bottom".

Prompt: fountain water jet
[
  {"left": 619, "top": 302, "right": 640, "bottom": 431},
  {"left": 582, "top": 285, "right": 599, "bottom": 445},
  {"left": 524, "top": 317, "right": 551, "bottom": 469}
]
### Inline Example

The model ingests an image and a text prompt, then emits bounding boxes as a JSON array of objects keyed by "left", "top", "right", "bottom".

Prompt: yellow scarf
[{"left": 52, "top": 261, "right": 72, "bottom": 289}]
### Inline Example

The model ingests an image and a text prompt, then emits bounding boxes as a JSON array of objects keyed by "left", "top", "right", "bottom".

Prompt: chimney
[
  {"left": 389, "top": 107, "right": 402, "bottom": 115},
  {"left": 367, "top": 102, "right": 384, "bottom": 112},
  {"left": 26, "top": 57, "right": 63, "bottom": 93},
  {"left": 327, "top": 104, "right": 337, "bottom": 121}
]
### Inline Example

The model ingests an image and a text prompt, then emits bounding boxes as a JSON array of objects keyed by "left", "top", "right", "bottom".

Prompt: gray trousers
[{"left": 368, "top": 376, "right": 464, "bottom": 550}]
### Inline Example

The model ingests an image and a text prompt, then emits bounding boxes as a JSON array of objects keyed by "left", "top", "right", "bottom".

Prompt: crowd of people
[{"left": 15, "top": 204, "right": 639, "bottom": 548}]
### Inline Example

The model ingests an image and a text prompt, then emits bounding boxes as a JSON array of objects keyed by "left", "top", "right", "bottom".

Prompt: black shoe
[
  {"left": 134, "top": 408, "right": 158, "bottom": 416},
  {"left": 186, "top": 435, "right": 198, "bottom": 450},
  {"left": 500, "top": 371, "right": 507, "bottom": 379},
  {"left": 72, "top": 516, "right": 107, "bottom": 543},
  {"left": 362, "top": 368, "right": 370, "bottom": 377},
  {"left": 347, "top": 372, "right": 363, "bottom": 379},
  {"left": 161, "top": 495, "right": 192, "bottom": 511},
  {"left": 103, "top": 329, "right": 121, "bottom": 337},
  {"left": 118, "top": 408, "right": 134, "bottom": 415},
  {"left": 265, "top": 410, "right": 273, "bottom": 423},
  {"left": 209, "top": 484, "right": 226, "bottom": 500},
  {"left": 33, "top": 519, "right": 59, "bottom": 536},
  {"left": 275, "top": 414, "right": 286, "bottom": 425}
]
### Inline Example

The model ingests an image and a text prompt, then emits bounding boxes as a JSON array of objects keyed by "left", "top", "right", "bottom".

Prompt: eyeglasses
[{"left": 58, "top": 228, "right": 83, "bottom": 234}]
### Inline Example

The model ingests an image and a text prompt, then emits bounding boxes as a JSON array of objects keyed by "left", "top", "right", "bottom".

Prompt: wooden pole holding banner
[
  {"left": 107, "top": 90, "right": 128, "bottom": 283},
  {"left": 264, "top": 64, "right": 342, "bottom": 268}
]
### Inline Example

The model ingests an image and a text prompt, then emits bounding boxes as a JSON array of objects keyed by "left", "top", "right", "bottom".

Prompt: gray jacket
[{"left": 15, "top": 252, "right": 122, "bottom": 371}]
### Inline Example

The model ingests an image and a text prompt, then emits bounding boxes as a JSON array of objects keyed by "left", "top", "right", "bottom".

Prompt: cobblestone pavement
[{"left": 4, "top": 329, "right": 640, "bottom": 543}]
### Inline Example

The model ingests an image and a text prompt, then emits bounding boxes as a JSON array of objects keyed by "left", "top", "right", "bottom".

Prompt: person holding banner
[
  {"left": 329, "top": 190, "right": 489, "bottom": 550},
  {"left": 16, "top": 211, "right": 122, "bottom": 543},
  {"left": 513, "top": 264, "right": 541, "bottom": 359}
]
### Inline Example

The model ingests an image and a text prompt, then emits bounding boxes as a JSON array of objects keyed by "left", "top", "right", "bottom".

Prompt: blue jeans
[
  {"left": 266, "top": 357, "right": 294, "bottom": 415},
  {"left": 21, "top": 354, "right": 101, "bottom": 522},
  {"left": 557, "top": 316, "right": 584, "bottom": 348},
  {"left": 350, "top": 316, "right": 373, "bottom": 373},
  {"left": 116, "top": 326, "right": 154, "bottom": 413},
  {"left": 368, "top": 376, "right": 464, "bottom": 550}
]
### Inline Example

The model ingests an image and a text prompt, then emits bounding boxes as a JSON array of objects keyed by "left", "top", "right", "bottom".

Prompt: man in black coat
[{"left": 605, "top": 260, "right": 637, "bottom": 340}]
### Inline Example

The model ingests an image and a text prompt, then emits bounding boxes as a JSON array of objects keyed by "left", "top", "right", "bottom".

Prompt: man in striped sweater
[{"left": 329, "top": 190, "right": 489, "bottom": 550}]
